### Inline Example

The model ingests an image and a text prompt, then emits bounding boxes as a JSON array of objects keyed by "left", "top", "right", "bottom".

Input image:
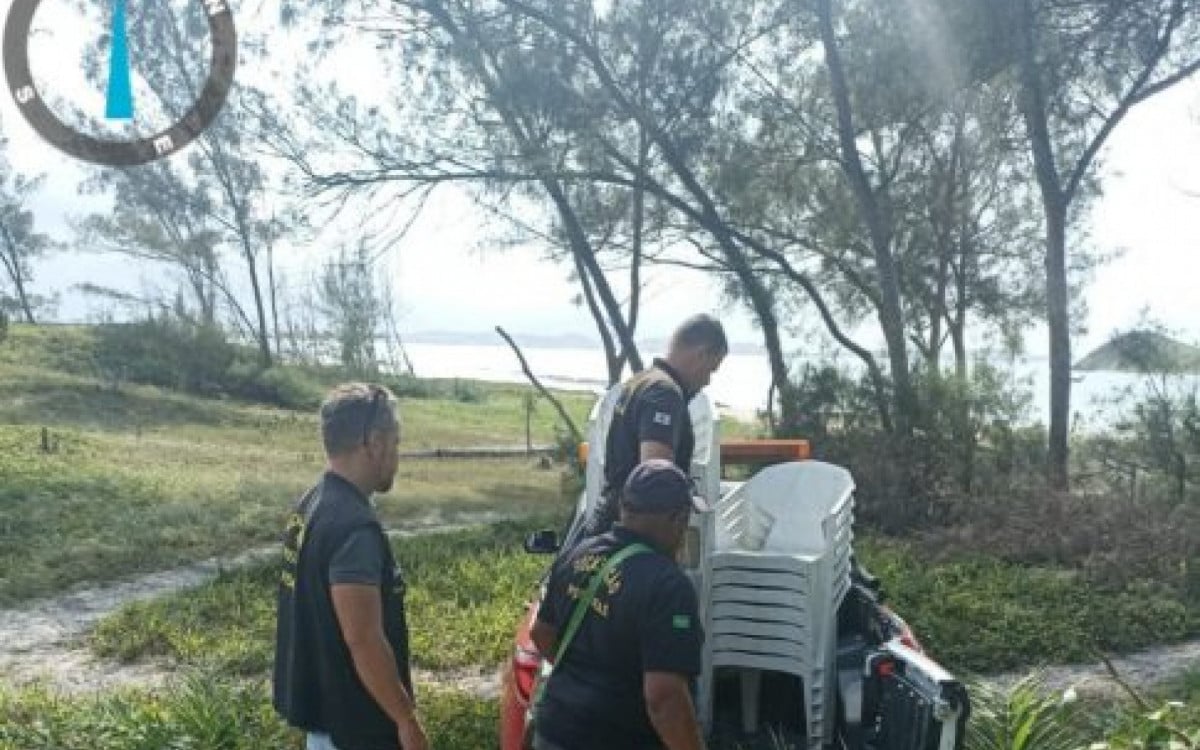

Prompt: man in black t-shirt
[
  {"left": 531, "top": 460, "right": 710, "bottom": 750},
  {"left": 274, "top": 383, "right": 429, "bottom": 750},
  {"left": 582, "top": 314, "right": 728, "bottom": 538}
]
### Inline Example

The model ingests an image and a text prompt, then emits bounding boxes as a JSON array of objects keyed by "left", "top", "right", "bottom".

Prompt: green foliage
[
  {"left": 92, "top": 318, "right": 237, "bottom": 394},
  {"left": 777, "top": 361, "right": 1046, "bottom": 530},
  {"left": 966, "top": 675, "right": 1088, "bottom": 750},
  {"left": 91, "top": 522, "right": 557, "bottom": 674},
  {"left": 451, "top": 378, "right": 488, "bottom": 404},
  {"left": 317, "top": 242, "right": 385, "bottom": 376},
  {"left": 0, "top": 677, "right": 495, "bottom": 750},
  {"left": 1089, "top": 376, "right": 1200, "bottom": 507},
  {"left": 856, "top": 537, "right": 1200, "bottom": 674},
  {"left": 0, "top": 677, "right": 295, "bottom": 750},
  {"left": 91, "top": 318, "right": 324, "bottom": 409},
  {"left": 224, "top": 362, "right": 324, "bottom": 410},
  {"left": 1099, "top": 701, "right": 1200, "bottom": 750},
  {"left": 965, "top": 676, "right": 1200, "bottom": 750}
]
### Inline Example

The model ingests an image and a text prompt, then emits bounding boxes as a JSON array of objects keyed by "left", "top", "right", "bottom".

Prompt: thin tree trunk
[
  {"left": 1045, "top": 206, "right": 1072, "bottom": 489},
  {"left": 574, "top": 250, "right": 622, "bottom": 385},
  {"left": 267, "top": 238, "right": 282, "bottom": 359},
  {"left": 1016, "top": 0, "right": 1070, "bottom": 489},
  {"left": 496, "top": 326, "right": 583, "bottom": 444},
  {"left": 0, "top": 228, "right": 36, "bottom": 324},
  {"left": 816, "top": 0, "right": 915, "bottom": 435}
]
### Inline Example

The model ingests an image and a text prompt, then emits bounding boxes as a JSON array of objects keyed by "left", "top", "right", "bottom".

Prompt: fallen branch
[{"left": 496, "top": 325, "right": 584, "bottom": 445}]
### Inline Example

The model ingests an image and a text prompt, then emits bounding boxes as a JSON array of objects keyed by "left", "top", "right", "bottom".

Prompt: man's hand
[{"left": 397, "top": 714, "right": 430, "bottom": 750}]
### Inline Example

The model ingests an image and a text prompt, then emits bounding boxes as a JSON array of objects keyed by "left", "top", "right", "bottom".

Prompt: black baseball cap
[{"left": 620, "top": 459, "right": 711, "bottom": 514}]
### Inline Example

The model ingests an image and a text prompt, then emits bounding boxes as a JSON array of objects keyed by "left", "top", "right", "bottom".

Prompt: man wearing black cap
[
  {"left": 530, "top": 459, "right": 710, "bottom": 750},
  {"left": 582, "top": 314, "right": 727, "bottom": 539}
]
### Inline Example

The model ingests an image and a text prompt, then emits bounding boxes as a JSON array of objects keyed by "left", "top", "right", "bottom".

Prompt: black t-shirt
[
  {"left": 585, "top": 360, "right": 695, "bottom": 537},
  {"left": 534, "top": 527, "right": 703, "bottom": 750},
  {"left": 274, "top": 473, "right": 412, "bottom": 750}
]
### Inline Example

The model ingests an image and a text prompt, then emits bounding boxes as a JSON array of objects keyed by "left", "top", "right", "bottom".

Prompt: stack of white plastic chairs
[{"left": 704, "top": 461, "right": 855, "bottom": 750}]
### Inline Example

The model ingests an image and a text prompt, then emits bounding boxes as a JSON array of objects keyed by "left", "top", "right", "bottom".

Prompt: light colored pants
[{"left": 307, "top": 733, "right": 341, "bottom": 750}]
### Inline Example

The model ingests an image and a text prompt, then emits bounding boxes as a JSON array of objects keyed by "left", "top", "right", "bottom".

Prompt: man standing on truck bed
[{"left": 581, "top": 314, "right": 727, "bottom": 538}]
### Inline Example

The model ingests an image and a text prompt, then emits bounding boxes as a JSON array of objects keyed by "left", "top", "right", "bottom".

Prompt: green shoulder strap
[{"left": 533, "top": 541, "right": 654, "bottom": 707}]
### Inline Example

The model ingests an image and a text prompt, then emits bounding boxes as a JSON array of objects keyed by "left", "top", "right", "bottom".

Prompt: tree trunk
[
  {"left": 1015, "top": 0, "right": 1070, "bottom": 490},
  {"left": 1045, "top": 205, "right": 1072, "bottom": 490},
  {"left": 951, "top": 315, "right": 968, "bottom": 381},
  {"left": 244, "top": 246, "right": 273, "bottom": 367},
  {"left": 0, "top": 230, "right": 36, "bottom": 324},
  {"left": 574, "top": 249, "right": 623, "bottom": 385},
  {"left": 816, "top": 0, "right": 915, "bottom": 436},
  {"left": 12, "top": 269, "right": 35, "bottom": 324},
  {"left": 267, "top": 239, "right": 282, "bottom": 359}
]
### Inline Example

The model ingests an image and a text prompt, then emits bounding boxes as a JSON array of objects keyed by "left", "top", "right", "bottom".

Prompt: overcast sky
[{"left": 4, "top": 0, "right": 1200, "bottom": 353}]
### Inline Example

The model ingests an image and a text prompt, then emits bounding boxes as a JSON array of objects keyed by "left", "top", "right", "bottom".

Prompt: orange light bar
[
  {"left": 720, "top": 439, "right": 811, "bottom": 465},
  {"left": 577, "top": 439, "right": 809, "bottom": 466}
]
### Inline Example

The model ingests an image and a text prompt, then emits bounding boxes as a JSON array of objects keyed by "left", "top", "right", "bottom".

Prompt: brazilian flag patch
[{"left": 672, "top": 614, "right": 691, "bottom": 630}]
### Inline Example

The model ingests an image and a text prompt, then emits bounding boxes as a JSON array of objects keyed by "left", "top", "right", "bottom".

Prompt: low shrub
[
  {"left": 93, "top": 318, "right": 237, "bottom": 394},
  {"left": 860, "top": 537, "right": 1200, "bottom": 674},
  {"left": 451, "top": 378, "right": 488, "bottom": 404},
  {"left": 89, "top": 318, "right": 324, "bottom": 409},
  {"left": 225, "top": 364, "right": 323, "bottom": 410}
]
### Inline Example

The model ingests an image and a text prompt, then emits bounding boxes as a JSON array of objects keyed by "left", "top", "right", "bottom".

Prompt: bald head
[{"left": 665, "top": 314, "right": 727, "bottom": 395}]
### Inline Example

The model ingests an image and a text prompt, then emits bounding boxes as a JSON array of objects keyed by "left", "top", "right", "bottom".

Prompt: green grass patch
[
  {"left": 94, "top": 523, "right": 1200, "bottom": 683},
  {"left": 91, "top": 521, "right": 559, "bottom": 675},
  {"left": 0, "top": 421, "right": 569, "bottom": 604},
  {"left": 0, "top": 322, "right": 759, "bottom": 604},
  {"left": 0, "top": 323, "right": 595, "bottom": 603},
  {"left": 858, "top": 536, "right": 1200, "bottom": 674},
  {"left": 0, "top": 677, "right": 495, "bottom": 750}
]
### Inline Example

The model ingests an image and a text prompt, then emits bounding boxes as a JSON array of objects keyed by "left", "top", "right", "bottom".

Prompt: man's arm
[
  {"left": 331, "top": 585, "right": 428, "bottom": 749},
  {"left": 530, "top": 618, "right": 558, "bottom": 658},
  {"left": 644, "top": 672, "right": 706, "bottom": 750},
  {"left": 638, "top": 568, "right": 705, "bottom": 750},
  {"left": 637, "top": 385, "right": 687, "bottom": 462}
]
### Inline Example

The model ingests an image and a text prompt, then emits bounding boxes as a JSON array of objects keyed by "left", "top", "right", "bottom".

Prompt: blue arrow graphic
[{"left": 104, "top": 0, "right": 133, "bottom": 119}]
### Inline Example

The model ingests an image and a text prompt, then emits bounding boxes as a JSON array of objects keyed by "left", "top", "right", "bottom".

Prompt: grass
[
  {"left": 0, "top": 324, "right": 591, "bottom": 604},
  {"left": 3, "top": 672, "right": 1197, "bottom": 750},
  {"left": 857, "top": 536, "right": 1200, "bottom": 674},
  {"left": 0, "top": 323, "right": 761, "bottom": 604},
  {"left": 90, "top": 521, "right": 1200, "bottom": 684},
  {"left": 0, "top": 677, "right": 495, "bottom": 750},
  {"left": 91, "top": 521, "right": 558, "bottom": 675},
  {"left": 0, "top": 422, "right": 571, "bottom": 605}
]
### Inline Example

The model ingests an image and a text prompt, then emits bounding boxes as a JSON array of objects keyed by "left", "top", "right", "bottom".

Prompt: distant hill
[{"left": 1075, "top": 331, "right": 1200, "bottom": 373}]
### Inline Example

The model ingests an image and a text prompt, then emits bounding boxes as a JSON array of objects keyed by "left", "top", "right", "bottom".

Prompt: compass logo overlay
[{"left": 2, "top": 0, "right": 237, "bottom": 167}]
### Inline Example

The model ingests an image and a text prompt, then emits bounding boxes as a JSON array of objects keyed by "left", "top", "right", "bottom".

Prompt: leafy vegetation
[
  {"left": 0, "top": 678, "right": 495, "bottom": 750},
  {"left": 87, "top": 522, "right": 1200, "bottom": 686},
  {"left": 859, "top": 538, "right": 1200, "bottom": 674},
  {"left": 90, "top": 522, "right": 558, "bottom": 674}
]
